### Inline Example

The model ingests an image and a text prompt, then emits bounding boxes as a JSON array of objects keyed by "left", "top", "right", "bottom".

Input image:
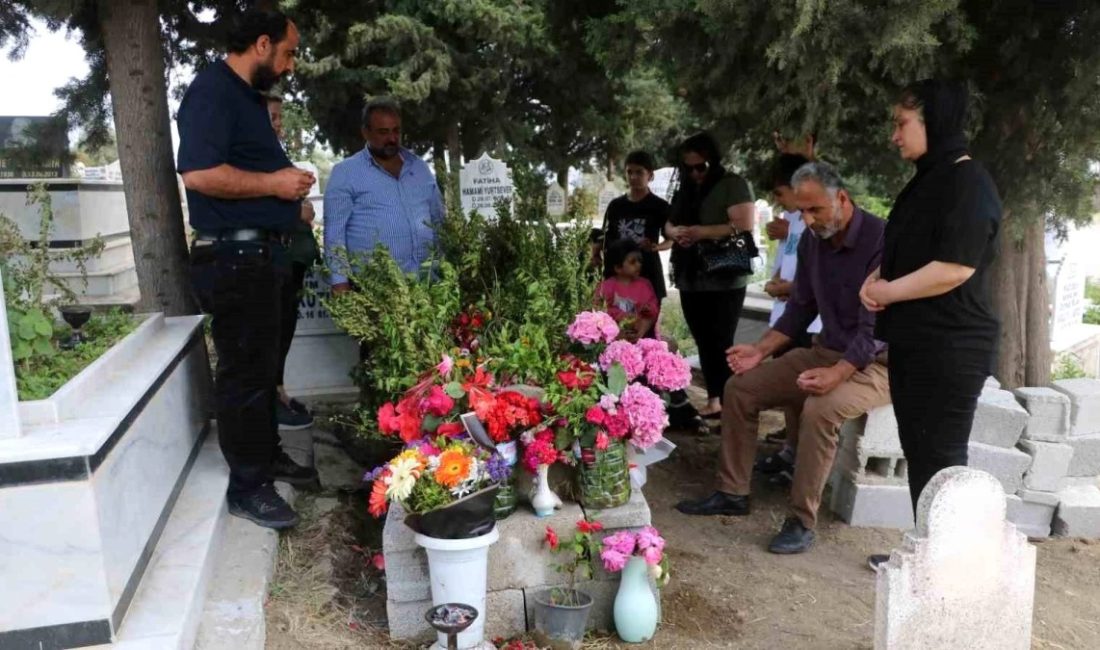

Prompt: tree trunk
[
  {"left": 446, "top": 121, "right": 462, "bottom": 205},
  {"left": 98, "top": 0, "right": 195, "bottom": 315},
  {"left": 557, "top": 166, "right": 569, "bottom": 194},
  {"left": 991, "top": 210, "right": 1051, "bottom": 388},
  {"left": 432, "top": 138, "right": 448, "bottom": 203}
]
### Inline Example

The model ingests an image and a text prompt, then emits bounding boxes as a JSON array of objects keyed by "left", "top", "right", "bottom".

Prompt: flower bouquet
[{"left": 545, "top": 311, "right": 692, "bottom": 508}]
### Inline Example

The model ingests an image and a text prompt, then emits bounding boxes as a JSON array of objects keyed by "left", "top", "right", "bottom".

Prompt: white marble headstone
[
  {"left": 1052, "top": 252, "right": 1085, "bottom": 343},
  {"left": 459, "top": 153, "right": 513, "bottom": 220},
  {"left": 874, "top": 466, "right": 1035, "bottom": 650},
  {"left": 0, "top": 268, "right": 22, "bottom": 438},
  {"left": 546, "top": 182, "right": 567, "bottom": 218}
]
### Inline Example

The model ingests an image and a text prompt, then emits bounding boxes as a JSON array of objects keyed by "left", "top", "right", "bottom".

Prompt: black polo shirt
[{"left": 176, "top": 60, "right": 298, "bottom": 232}]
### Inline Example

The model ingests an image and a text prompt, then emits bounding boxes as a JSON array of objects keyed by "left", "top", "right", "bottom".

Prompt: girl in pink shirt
[{"left": 596, "top": 239, "right": 659, "bottom": 341}]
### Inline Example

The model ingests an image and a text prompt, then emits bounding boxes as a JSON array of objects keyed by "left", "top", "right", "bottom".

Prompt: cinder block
[
  {"left": 841, "top": 405, "right": 903, "bottom": 455},
  {"left": 1017, "top": 488, "right": 1061, "bottom": 507},
  {"left": 1052, "top": 378, "right": 1100, "bottom": 437},
  {"left": 385, "top": 597, "right": 436, "bottom": 642},
  {"left": 1014, "top": 387, "right": 1071, "bottom": 443},
  {"left": 488, "top": 505, "right": 584, "bottom": 592},
  {"left": 968, "top": 442, "right": 1032, "bottom": 495},
  {"left": 1019, "top": 440, "right": 1074, "bottom": 492},
  {"left": 971, "top": 389, "right": 1029, "bottom": 448},
  {"left": 829, "top": 476, "right": 914, "bottom": 529},
  {"left": 1005, "top": 494, "right": 1055, "bottom": 538},
  {"left": 1063, "top": 476, "right": 1100, "bottom": 489},
  {"left": 1053, "top": 485, "right": 1100, "bottom": 537},
  {"left": 580, "top": 487, "right": 651, "bottom": 530},
  {"left": 832, "top": 422, "right": 908, "bottom": 487},
  {"left": 985, "top": 376, "right": 1001, "bottom": 390},
  {"left": 1066, "top": 434, "right": 1100, "bottom": 477},
  {"left": 382, "top": 502, "right": 419, "bottom": 554},
  {"left": 384, "top": 549, "right": 431, "bottom": 603}
]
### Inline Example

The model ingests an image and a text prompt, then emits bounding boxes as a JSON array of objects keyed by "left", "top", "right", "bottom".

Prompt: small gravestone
[
  {"left": 1051, "top": 251, "right": 1085, "bottom": 344},
  {"left": 874, "top": 466, "right": 1035, "bottom": 649},
  {"left": 0, "top": 115, "right": 70, "bottom": 179},
  {"left": 597, "top": 182, "right": 618, "bottom": 219},
  {"left": 0, "top": 269, "right": 21, "bottom": 439},
  {"left": 546, "top": 182, "right": 566, "bottom": 218},
  {"left": 459, "top": 153, "right": 513, "bottom": 220}
]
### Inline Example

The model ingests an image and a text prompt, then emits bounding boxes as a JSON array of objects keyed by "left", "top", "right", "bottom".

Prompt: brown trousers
[{"left": 719, "top": 345, "right": 890, "bottom": 529}]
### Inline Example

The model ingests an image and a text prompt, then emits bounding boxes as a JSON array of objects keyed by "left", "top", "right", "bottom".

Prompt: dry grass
[{"left": 265, "top": 496, "right": 404, "bottom": 650}]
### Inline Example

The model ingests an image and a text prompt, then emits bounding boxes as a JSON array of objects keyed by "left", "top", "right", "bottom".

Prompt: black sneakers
[
  {"left": 277, "top": 399, "right": 314, "bottom": 430},
  {"left": 228, "top": 483, "right": 300, "bottom": 529},
  {"left": 867, "top": 554, "right": 890, "bottom": 571},
  {"left": 272, "top": 451, "right": 318, "bottom": 486},
  {"left": 768, "top": 517, "right": 815, "bottom": 554}
]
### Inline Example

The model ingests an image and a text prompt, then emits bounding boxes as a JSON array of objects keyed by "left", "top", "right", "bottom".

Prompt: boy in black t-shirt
[{"left": 596, "top": 151, "right": 672, "bottom": 300}]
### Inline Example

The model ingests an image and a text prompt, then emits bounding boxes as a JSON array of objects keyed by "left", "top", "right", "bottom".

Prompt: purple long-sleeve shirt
[{"left": 773, "top": 207, "right": 886, "bottom": 369}]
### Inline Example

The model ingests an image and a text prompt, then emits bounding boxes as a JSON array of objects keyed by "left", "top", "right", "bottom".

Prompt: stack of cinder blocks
[
  {"left": 383, "top": 489, "right": 657, "bottom": 644},
  {"left": 830, "top": 377, "right": 1100, "bottom": 538}
]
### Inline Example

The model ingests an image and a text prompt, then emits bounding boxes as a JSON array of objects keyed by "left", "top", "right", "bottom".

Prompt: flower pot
[
  {"left": 613, "top": 556, "right": 659, "bottom": 643},
  {"left": 531, "top": 463, "right": 559, "bottom": 517},
  {"left": 577, "top": 440, "right": 631, "bottom": 509},
  {"left": 403, "top": 485, "right": 500, "bottom": 539},
  {"left": 532, "top": 588, "right": 594, "bottom": 650},
  {"left": 415, "top": 528, "right": 500, "bottom": 650}
]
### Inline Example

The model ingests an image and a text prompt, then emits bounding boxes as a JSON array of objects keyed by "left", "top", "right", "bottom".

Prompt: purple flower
[
  {"left": 485, "top": 453, "right": 512, "bottom": 483},
  {"left": 363, "top": 465, "right": 386, "bottom": 483}
]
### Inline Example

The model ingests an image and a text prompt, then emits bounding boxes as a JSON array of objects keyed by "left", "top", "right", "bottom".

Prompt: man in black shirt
[{"left": 178, "top": 8, "right": 317, "bottom": 529}]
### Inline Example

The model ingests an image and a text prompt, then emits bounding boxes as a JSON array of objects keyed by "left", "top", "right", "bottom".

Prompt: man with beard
[
  {"left": 324, "top": 97, "right": 445, "bottom": 295},
  {"left": 177, "top": 8, "right": 317, "bottom": 530},
  {"left": 675, "top": 161, "right": 890, "bottom": 555}
]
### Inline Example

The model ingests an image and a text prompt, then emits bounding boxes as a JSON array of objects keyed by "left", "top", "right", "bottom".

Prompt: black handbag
[{"left": 698, "top": 230, "right": 758, "bottom": 275}]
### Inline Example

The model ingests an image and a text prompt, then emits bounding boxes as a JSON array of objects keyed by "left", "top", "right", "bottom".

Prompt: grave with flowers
[{"left": 367, "top": 310, "right": 685, "bottom": 647}]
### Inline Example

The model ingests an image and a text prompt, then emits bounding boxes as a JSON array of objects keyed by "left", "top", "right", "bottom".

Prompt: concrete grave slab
[
  {"left": 1013, "top": 387, "right": 1071, "bottom": 443},
  {"left": 1018, "top": 440, "right": 1074, "bottom": 492}
]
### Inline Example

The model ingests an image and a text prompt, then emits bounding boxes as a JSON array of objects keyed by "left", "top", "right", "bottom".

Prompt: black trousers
[
  {"left": 276, "top": 262, "right": 309, "bottom": 386},
  {"left": 190, "top": 241, "right": 288, "bottom": 496},
  {"left": 679, "top": 287, "right": 747, "bottom": 399},
  {"left": 889, "top": 344, "right": 991, "bottom": 515}
]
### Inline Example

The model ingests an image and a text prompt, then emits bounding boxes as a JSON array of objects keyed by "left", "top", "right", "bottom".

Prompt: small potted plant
[
  {"left": 532, "top": 519, "right": 604, "bottom": 650},
  {"left": 600, "top": 526, "right": 671, "bottom": 643}
]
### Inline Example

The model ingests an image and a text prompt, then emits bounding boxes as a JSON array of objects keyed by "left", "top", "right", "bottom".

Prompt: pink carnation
[
  {"left": 644, "top": 351, "right": 692, "bottom": 392},
  {"left": 602, "top": 530, "right": 636, "bottom": 555},
  {"left": 599, "top": 340, "right": 646, "bottom": 381},
  {"left": 641, "top": 546, "right": 663, "bottom": 566},
  {"left": 619, "top": 383, "right": 668, "bottom": 449},
  {"left": 567, "top": 311, "right": 620, "bottom": 345},
  {"left": 595, "top": 431, "right": 610, "bottom": 451},
  {"left": 604, "top": 410, "right": 630, "bottom": 439},
  {"left": 600, "top": 548, "right": 628, "bottom": 573},
  {"left": 423, "top": 385, "right": 455, "bottom": 417},
  {"left": 585, "top": 405, "right": 607, "bottom": 426}
]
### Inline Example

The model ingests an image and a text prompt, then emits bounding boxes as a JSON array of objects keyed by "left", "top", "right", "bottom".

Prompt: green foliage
[
  {"left": 7, "top": 307, "right": 53, "bottom": 363},
  {"left": 657, "top": 294, "right": 698, "bottom": 358},
  {"left": 322, "top": 247, "right": 461, "bottom": 406},
  {"left": 545, "top": 523, "right": 603, "bottom": 604},
  {"left": 1052, "top": 353, "right": 1088, "bottom": 381}
]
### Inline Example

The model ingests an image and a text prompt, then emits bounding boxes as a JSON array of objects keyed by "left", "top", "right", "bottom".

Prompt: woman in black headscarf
[
  {"left": 860, "top": 80, "right": 1002, "bottom": 522},
  {"left": 666, "top": 133, "right": 756, "bottom": 418}
]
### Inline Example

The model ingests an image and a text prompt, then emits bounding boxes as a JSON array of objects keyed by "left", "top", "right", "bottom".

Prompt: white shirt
[{"left": 769, "top": 211, "right": 823, "bottom": 333}]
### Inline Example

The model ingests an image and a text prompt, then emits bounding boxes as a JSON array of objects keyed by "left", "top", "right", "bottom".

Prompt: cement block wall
[{"left": 829, "top": 379, "right": 1100, "bottom": 539}]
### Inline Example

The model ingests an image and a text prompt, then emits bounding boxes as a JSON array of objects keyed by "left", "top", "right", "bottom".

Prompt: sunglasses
[{"left": 682, "top": 162, "right": 709, "bottom": 174}]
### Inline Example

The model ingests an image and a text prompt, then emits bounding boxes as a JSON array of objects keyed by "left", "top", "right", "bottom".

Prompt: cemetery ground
[{"left": 261, "top": 401, "right": 1100, "bottom": 650}]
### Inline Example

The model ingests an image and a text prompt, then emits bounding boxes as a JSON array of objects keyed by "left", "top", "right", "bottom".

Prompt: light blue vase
[{"left": 613, "top": 556, "right": 658, "bottom": 643}]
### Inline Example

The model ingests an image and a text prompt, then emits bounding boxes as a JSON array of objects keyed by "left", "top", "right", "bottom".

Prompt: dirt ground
[{"left": 265, "top": 410, "right": 1100, "bottom": 650}]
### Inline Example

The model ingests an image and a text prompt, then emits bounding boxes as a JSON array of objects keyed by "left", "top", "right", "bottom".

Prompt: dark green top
[{"left": 669, "top": 173, "right": 755, "bottom": 291}]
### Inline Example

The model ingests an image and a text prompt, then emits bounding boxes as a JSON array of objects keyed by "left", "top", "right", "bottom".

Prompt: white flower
[{"left": 385, "top": 456, "right": 422, "bottom": 501}]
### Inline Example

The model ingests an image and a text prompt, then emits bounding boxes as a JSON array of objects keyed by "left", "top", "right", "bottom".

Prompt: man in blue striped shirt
[{"left": 324, "top": 98, "right": 445, "bottom": 295}]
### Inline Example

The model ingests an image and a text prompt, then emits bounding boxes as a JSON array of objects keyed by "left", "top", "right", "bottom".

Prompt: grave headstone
[
  {"left": 0, "top": 269, "right": 22, "bottom": 439},
  {"left": 874, "top": 466, "right": 1035, "bottom": 650},
  {"left": 1051, "top": 251, "right": 1085, "bottom": 343},
  {"left": 597, "top": 182, "right": 618, "bottom": 220},
  {"left": 459, "top": 153, "right": 513, "bottom": 220},
  {"left": 0, "top": 115, "right": 70, "bottom": 179},
  {"left": 546, "top": 182, "right": 566, "bottom": 218}
]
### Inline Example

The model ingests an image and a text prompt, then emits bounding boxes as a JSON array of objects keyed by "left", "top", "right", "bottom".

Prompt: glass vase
[
  {"left": 578, "top": 439, "right": 631, "bottom": 509},
  {"left": 493, "top": 477, "right": 517, "bottom": 520}
]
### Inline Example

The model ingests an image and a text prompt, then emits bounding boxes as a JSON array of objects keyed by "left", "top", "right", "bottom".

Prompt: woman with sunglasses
[{"left": 667, "top": 132, "right": 757, "bottom": 418}]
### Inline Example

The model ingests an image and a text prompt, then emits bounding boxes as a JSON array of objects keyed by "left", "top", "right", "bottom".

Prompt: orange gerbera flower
[{"left": 434, "top": 449, "right": 473, "bottom": 488}]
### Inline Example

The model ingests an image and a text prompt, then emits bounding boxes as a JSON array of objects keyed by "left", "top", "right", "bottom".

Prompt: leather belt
[{"left": 193, "top": 229, "right": 289, "bottom": 246}]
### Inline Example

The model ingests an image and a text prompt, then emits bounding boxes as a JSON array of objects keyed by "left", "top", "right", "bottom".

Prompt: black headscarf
[{"left": 892, "top": 80, "right": 971, "bottom": 208}]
